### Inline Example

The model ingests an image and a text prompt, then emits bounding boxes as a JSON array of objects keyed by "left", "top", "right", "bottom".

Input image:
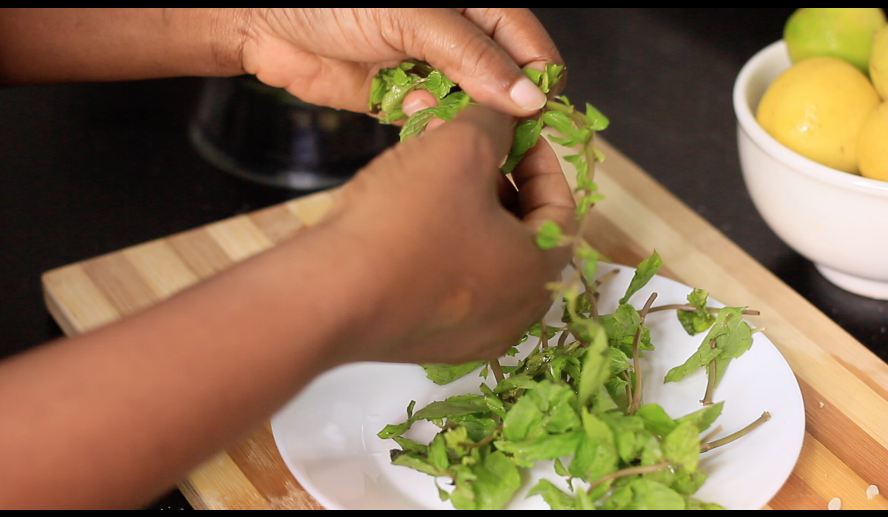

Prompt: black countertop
[{"left": 0, "top": 8, "right": 884, "bottom": 510}]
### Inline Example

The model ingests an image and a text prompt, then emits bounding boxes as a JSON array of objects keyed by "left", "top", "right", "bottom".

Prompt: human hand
[
  {"left": 321, "top": 105, "right": 576, "bottom": 366},
  {"left": 239, "top": 8, "right": 562, "bottom": 117}
]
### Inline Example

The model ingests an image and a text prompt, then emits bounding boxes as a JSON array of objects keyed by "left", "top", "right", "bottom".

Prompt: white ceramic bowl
[{"left": 733, "top": 40, "right": 888, "bottom": 300}]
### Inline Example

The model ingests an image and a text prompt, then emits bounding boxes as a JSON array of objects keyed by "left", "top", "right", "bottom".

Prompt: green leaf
[
  {"left": 419, "top": 69, "right": 456, "bottom": 99},
  {"left": 505, "top": 381, "right": 581, "bottom": 440},
  {"left": 493, "top": 372, "right": 538, "bottom": 394},
  {"left": 472, "top": 451, "right": 522, "bottom": 510},
  {"left": 603, "top": 478, "right": 686, "bottom": 510},
  {"left": 569, "top": 408, "right": 618, "bottom": 480},
  {"left": 398, "top": 109, "right": 437, "bottom": 141},
  {"left": 637, "top": 403, "right": 677, "bottom": 437},
  {"left": 412, "top": 393, "right": 490, "bottom": 422},
  {"left": 601, "top": 303, "right": 653, "bottom": 356},
  {"left": 422, "top": 361, "right": 486, "bottom": 385},
  {"left": 398, "top": 91, "right": 472, "bottom": 140},
  {"left": 577, "top": 325, "right": 609, "bottom": 409},
  {"left": 526, "top": 321, "right": 563, "bottom": 338},
  {"left": 524, "top": 68, "right": 544, "bottom": 85},
  {"left": 684, "top": 496, "right": 724, "bottom": 510},
  {"left": 536, "top": 219, "right": 562, "bottom": 250},
  {"left": 393, "top": 435, "right": 427, "bottom": 454},
  {"left": 662, "top": 421, "right": 701, "bottom": 472},
  {"left": 495, "top": 429, "right": 584, "bottom": 465},
  {"left": 553, "top": 457, "right": 570, "bottom": 477},
  {"left": 449, "top": 464, "right": 480, "bottom": 510},
  {"left": 619, "top": 250, "right": 663, "bottom": 305},
  {"left": 502, "top": 119, "right": 543, "bottom": 173},
  {"left": 665, "top": 307, "right": 752, "bottom": 386},
  {"left": 527, "top": 479, "right": 576, "bottom": 510},
  {"left": 541, "top": 110, "right": 574, "bottom": 135},
  {"left": 585, "top": 103, "right": 610, "bottom": 131},
  {"left": 392, "top": 450, "right": 446, "bottom": 477},
  {"left": 708, "top": 308, "right": 754, "bottom": 387},
  {"left": 676, "top": 400, "right": 724, "bottom": 433},
  {"left": 677, "top": 288, "right": 717, "bottom": 335},
  {"left": 671, "top": 468, "right": 709, "bottom": 496},
  {"left": 378, "top": 421, "right": 411, "bottom": 439}
]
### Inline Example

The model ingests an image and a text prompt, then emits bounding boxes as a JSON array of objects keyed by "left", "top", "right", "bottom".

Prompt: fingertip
[
  {"left": 402, "top": 89, "right": 439, "bottom": 116},
  {"left": 509, "top": 77, "right": 548, "bottom": 112}
]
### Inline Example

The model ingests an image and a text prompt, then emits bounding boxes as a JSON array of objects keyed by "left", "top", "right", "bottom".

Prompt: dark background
[{"left": 0, "top": 8, "right": 884, "bottom": 510}]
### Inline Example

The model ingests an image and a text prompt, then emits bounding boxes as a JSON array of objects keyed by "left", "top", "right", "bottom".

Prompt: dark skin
[{"left": 0, "top": 9, "right": 574, "bottom": 509}]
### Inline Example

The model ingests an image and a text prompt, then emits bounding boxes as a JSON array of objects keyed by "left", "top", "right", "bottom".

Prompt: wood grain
[{"left": 41, "top": 138, "right": 888, "bottom": 510}]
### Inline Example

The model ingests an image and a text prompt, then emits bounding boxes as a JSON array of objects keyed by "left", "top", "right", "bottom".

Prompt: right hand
[{"left": 321, "top": 105, "right": 577, "bottom": 366}]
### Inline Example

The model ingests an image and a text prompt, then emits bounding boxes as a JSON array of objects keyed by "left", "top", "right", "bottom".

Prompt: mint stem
[
  {"left": 628, "top": 292, "right": 658, "bottom": 414},
  {"left": 490, "top": 359, "right": 505, "bottom": 383},
  {"left": 701, "top": 412, "right": 771, "bottom": 453},
  {"left": 702, "top": 338, "right": 717, "bottom": 406},
  {"left": 648, "top": 304, "right": 760, "bottom": 316},
  {"left": 540, "top": 318, "right": 550, "bottom": 349},
  {"left": 589, "top": 461, "right": 671, "bottom": 490}
]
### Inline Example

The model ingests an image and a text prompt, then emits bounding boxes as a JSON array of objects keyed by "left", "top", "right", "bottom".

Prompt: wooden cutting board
[{"left": 42, "top": 138, "right": 887, "bottom": 510}]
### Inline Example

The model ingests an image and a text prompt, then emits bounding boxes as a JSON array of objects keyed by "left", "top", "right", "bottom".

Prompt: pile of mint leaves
[{"left": 368, "top": 62, "right": 768, "bottom": 510}]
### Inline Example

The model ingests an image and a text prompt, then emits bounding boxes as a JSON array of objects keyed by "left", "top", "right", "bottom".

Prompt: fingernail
[
  {"left": 510, "top": 77, "right": 547, "bottom": 111},
  {"left": 402, "top": 97, "right": 432, "bottom": 117}
]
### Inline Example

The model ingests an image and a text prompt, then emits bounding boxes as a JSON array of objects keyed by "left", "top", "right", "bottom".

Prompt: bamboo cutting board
[{"left": 42, "top": 138, "right": 887, "bottom": 510}]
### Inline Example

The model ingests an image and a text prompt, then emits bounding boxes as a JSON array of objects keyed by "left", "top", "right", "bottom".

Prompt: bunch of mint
[{"left": 368, "top": 62, "right": 767, "bottom": 510}]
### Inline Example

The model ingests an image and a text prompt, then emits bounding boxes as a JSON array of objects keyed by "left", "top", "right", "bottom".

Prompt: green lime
[{"left": 784, "top": 8, "right": 887, "bottom": 72}]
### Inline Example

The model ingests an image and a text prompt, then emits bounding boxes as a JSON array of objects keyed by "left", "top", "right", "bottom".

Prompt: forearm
[
  {"left": 0, "top": 217, "right": 384, "bottom": 509},
  {"left": 0, "top": 8, "right": 246, "bottom": 85}
]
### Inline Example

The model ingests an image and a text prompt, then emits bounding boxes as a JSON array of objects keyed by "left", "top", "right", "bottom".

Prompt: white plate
[{"left": 271, "top": 263, "right": 805, "bottom": 510}]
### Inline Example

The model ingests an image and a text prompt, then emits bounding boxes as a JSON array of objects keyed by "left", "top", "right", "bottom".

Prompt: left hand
[{"left": 238, "top": 8, "right": 562, "bottom": 116}]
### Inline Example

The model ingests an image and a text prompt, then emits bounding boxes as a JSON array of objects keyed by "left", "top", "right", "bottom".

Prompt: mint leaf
[
  {"left": 585, "top": 103, "right": 610, "bottom": 131},
  {"left": 569, "top": 408, "right": 618, "bottom": 480},
  {"left": 527, "top": 479, "right": 577, "bottom": 510},
  {"left": 620, "top": 250, "right": 663, "bottom": 305},
  {"left": 502, "top": 119, "right": 543, "bottom": 174},
  {"left": 472, "top": 451, "right": 522, "bottom": 510},
  {"left": 662, "top": 421, "right": 701, "bottom": 472},
  {"left": 676, "top": 400, "right": 724, "bottom": 432},
  {"left": 637, "top": 403, "right": 677, "bottom": 437},
  {"left": 577, "top": 325, "right": 609, "bottom": 409},
  {"left": 422, "top": 361, "right": 486, "bottom": 385},
  {"left": 419, "top": 69, "right": 456, "bottom": 99},
  {"left": 677, "top": 288, "right": 716, "bottom": 335},
  {"left": 603, "top": 478, "right": 686, "bottom": 510}
]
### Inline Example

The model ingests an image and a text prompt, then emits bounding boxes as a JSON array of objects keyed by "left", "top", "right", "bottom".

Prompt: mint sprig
[{"left": 368, "top": 62, "right": 765, "bottom": 510}]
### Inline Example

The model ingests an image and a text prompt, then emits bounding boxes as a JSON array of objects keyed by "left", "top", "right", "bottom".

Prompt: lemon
[
  {"left": 756, "top": 56, "right": 881, "bottom": 173},
  {"left": 784, "top": 8, "right": 887, "bottom": 72},
  {"left": 857, "top": 102, "right": 887, "bottom": 180},
  {"left": 870, "top": 25, "right": 888, "bottom": 100}
]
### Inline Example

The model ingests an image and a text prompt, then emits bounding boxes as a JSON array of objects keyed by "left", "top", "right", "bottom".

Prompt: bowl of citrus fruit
[{"left": 733, "top": 7, "right": 888, "bottom": 300}]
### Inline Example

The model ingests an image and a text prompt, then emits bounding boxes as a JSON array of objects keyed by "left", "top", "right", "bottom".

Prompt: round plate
[{"left": 271, "top": 263, "right": 805, "bottom": 510}]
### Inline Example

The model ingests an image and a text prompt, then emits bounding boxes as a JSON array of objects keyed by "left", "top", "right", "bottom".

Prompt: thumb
[{"left": 394, "top": 9, "right": 555, "bottom": 116}]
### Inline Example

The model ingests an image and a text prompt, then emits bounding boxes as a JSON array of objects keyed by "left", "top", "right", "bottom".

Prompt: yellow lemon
[
  {"left": 870, "top": 25, "right": 888, "bottom": 100},
  {"left": 784, "top": 8, "right": 887, "bottom": 72},
  {"left": 756, "top": 56, "right": 881, "bottom": 173},
  {"left": 857, "top": 102, "right": 887, "bottom": 180}
]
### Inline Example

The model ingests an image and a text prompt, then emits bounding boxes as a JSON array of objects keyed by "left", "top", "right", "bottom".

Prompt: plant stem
[
  {"left": 628, "top": 292, "right": 657, "bottom": 414},
  {"left": 701, "top": 412, "right": 771, "bottom": 453},
  {"left": 702, "top": 339, "right": 718, "bottom": 406},
  {"left": 490, "top": 359, "right": 505, "bottom": 383},
  {"left": 620, "top": 370, "right": 633, "bottom": 410},
  {"left": 557, "top": 329, "right": 571, "bottom": 348},
  {"left": 540, "top": 318, "right": 549, "bottom": 349},
  {"left": 648, "top": 304, "right": 760, "bottom": 316},
  {"left": 588, "top": 461, "right": 671, "bottom": 490}
]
